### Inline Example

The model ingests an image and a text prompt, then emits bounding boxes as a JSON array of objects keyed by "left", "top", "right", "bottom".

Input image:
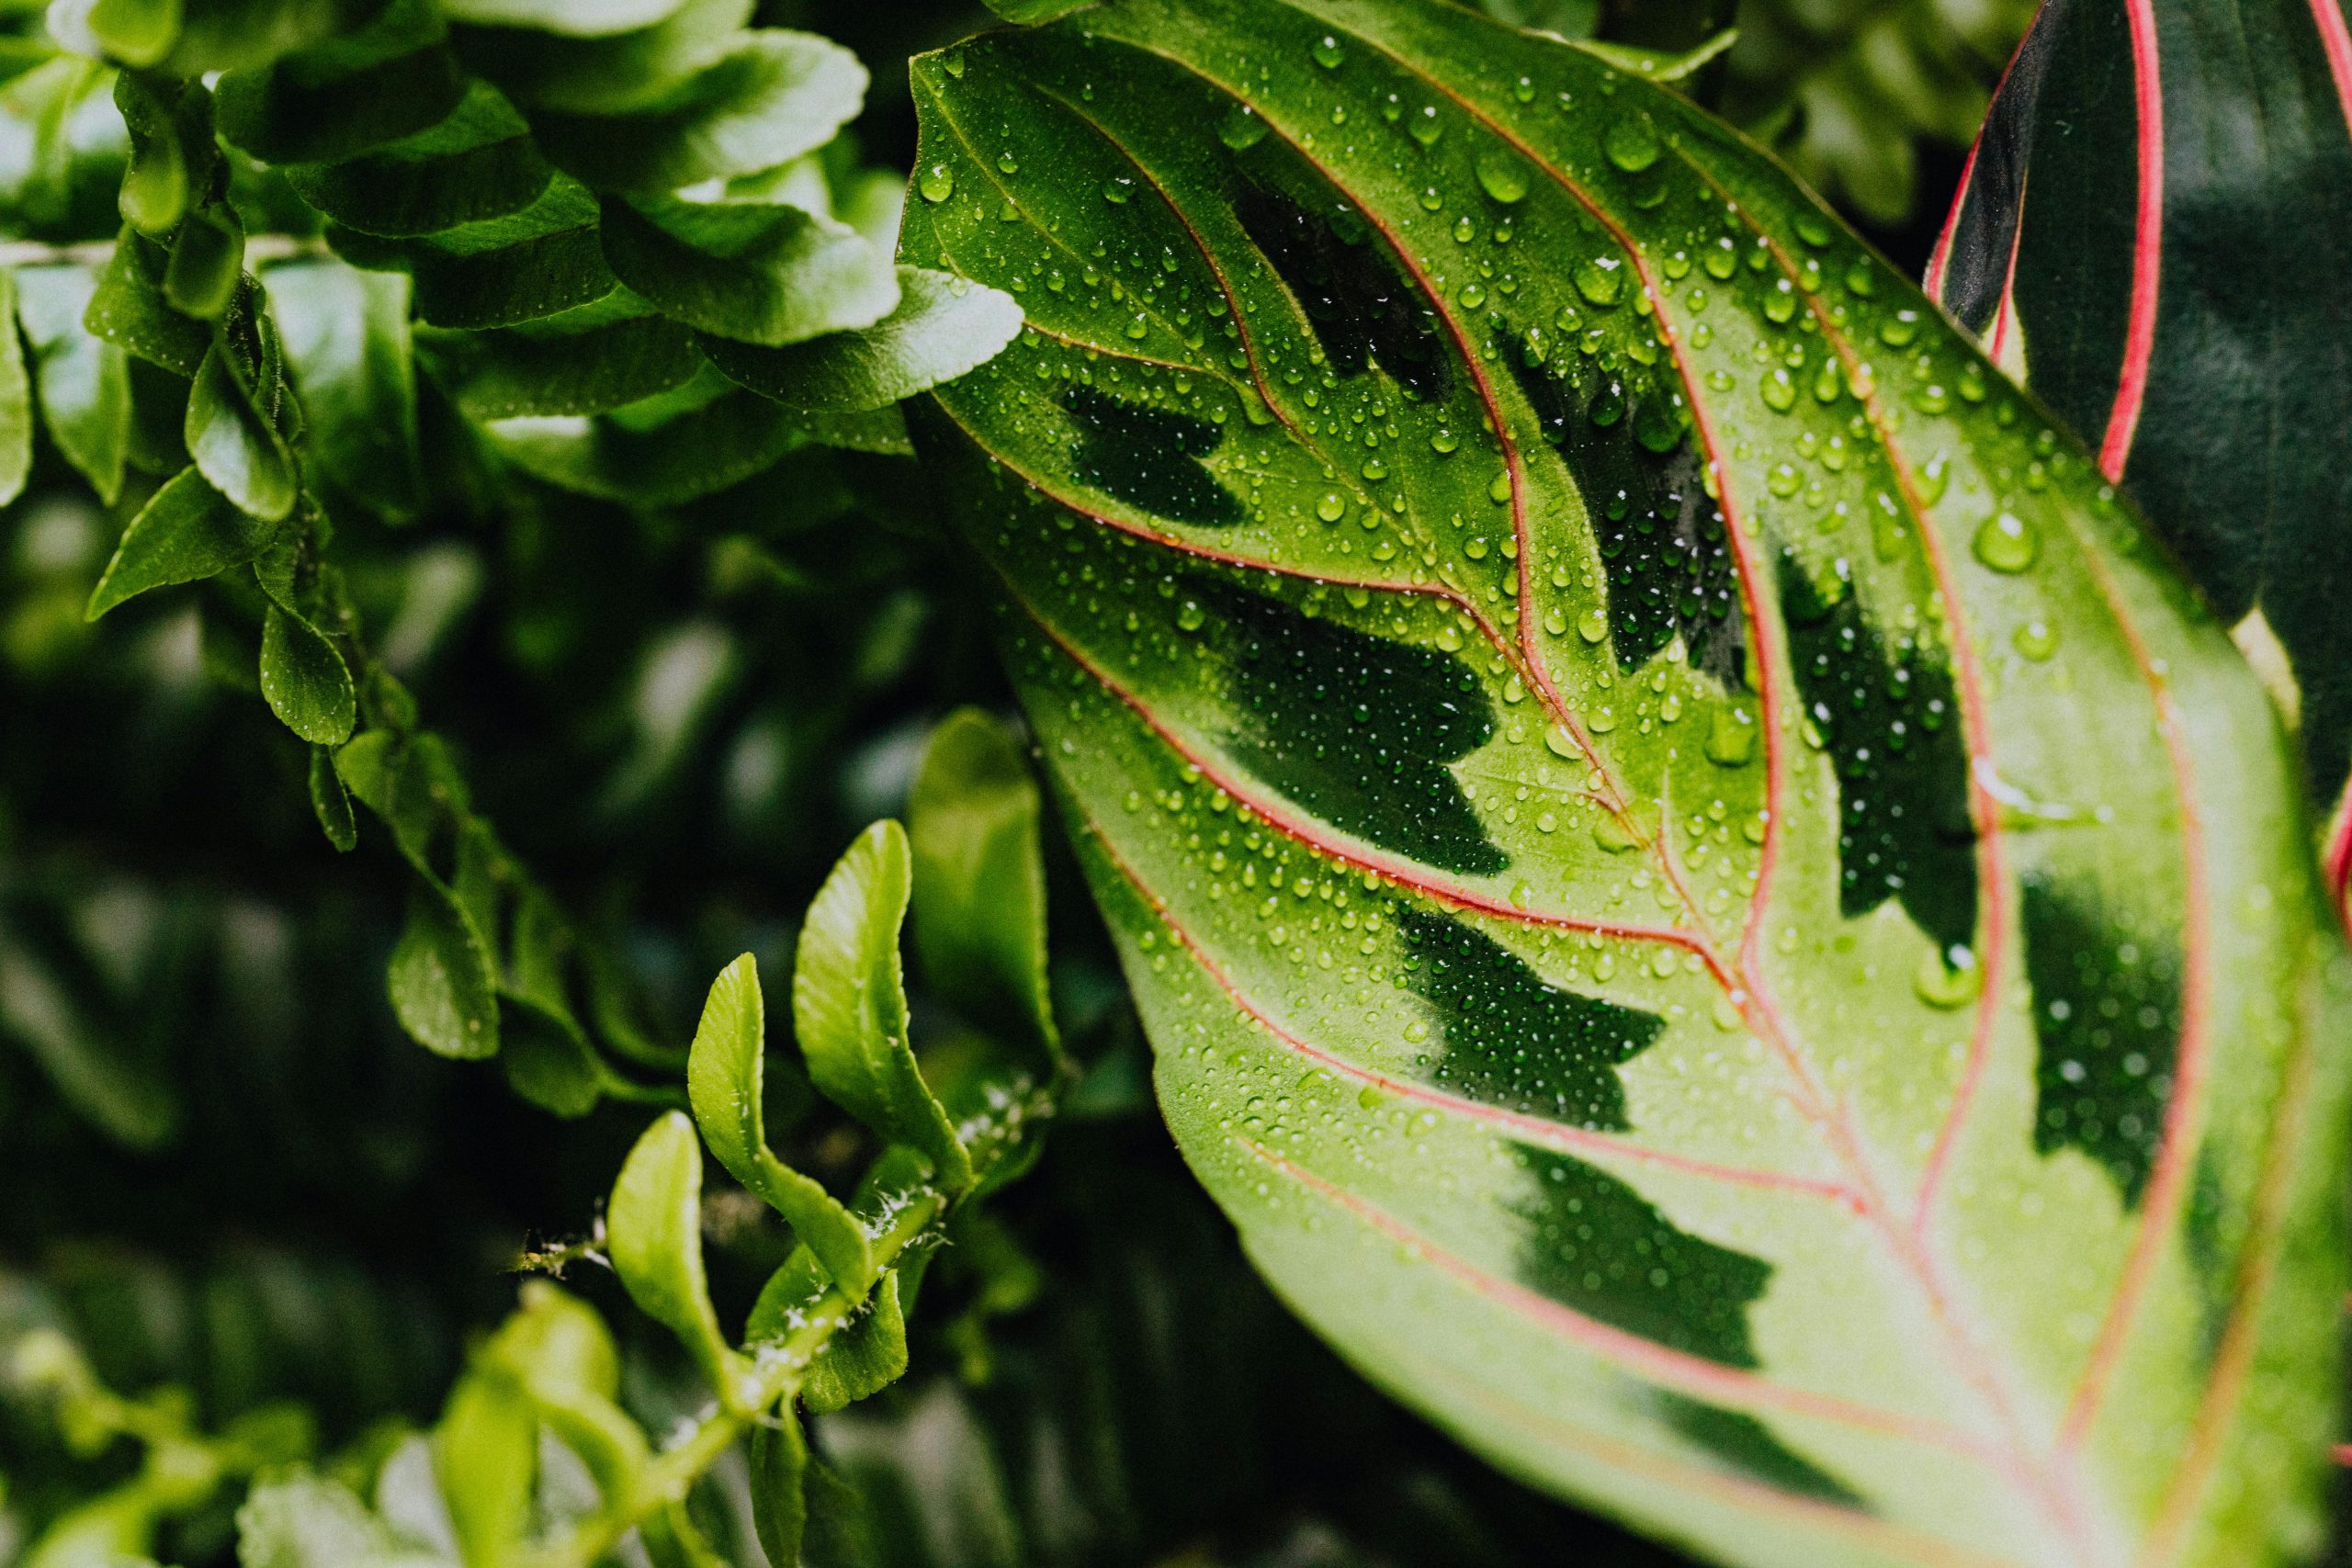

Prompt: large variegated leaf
[
  {"left": 901, "top": 3, "right": 2352, "bottom": 1563},
  {"left": 1926, "top": 0, "right": 2352, "bottom": 928}
]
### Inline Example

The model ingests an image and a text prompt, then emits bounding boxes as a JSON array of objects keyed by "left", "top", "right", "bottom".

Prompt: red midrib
[{"left": 2099, "top": 0, "right": 2165, "bottom": 479}]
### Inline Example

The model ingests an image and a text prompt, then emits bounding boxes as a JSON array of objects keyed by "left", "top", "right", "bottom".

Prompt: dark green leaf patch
[
  {"left": 1192, "top": 578, "right": 1506, "bottom": 877},
  {"left": 1396, "top": 906, "right": 1661, "bottom": 1129},
  {"left": 2019, "top": 875, "right": 2182, "bottom": 1205},
  {"left": 1510, "top": 1145, "right": 1771, "bottom": 1367},
  {"left": 1502, "top": 349, "right": 1743, "bottom": 683},
  {"left": 1656, "top": 1394, "right": 1863, "bottom": 1506},
  {"left": 1229, "top": 173, "right": 1449, "bottom": 401},
  {"left": 1778, "top": 550, "right": 1976, "bottom": 957},
  {"left": 1058, "top": 386, "right": 1241, "bottom": 527}
]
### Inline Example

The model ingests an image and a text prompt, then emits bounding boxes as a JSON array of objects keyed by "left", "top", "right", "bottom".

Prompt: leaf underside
[
  {"left": 1927, "top": 0, "right": 2352, "bottom": 828},
  {"left": 904, "top": 4, "right": 2352, "bottom": 1566}
]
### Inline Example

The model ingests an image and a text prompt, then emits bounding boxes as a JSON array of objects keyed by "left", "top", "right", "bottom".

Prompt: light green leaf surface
[
  {"left": 438, "top": 0, "right": 689, "bottom": 37},
  {"left": 747, "top": 1414, "right": 809, "bottom": 1568},
  {"left": 414, "top": 289, "right": 698, "bottom": 419},
  {"left": 700, "top": 265, "right": 1022, "bottom": 412},
  {"left": 906, "top": 5, "right": 2352, "bottom": 1565},
  {"left": 308, "top": 745, "right": 357, "bottom": 852},
  {"left": 793, "top": 821, "right": 975, "bottom": 1193},
  {"left": 528, "top": 29, "right": 865, "bottom": 194},
  {"left": 265, "top": 260, "right": 423, "bottom": 520},
  {"left": 236, "top": 1472, "right": 447, "bottom": 1568},
  {"left": 454, "top": 0, "right": 752, "bottom": 116},
  {"left": 15, "top": 265, "right": 131, "bottom": 503},
  {"left": 0, "top": 269, "right": 32, "bottom": 508},
  {"left": 86, "top": 466, "right": 275, "bottom": 618},
  {"left": 908, "top": 708, "right": 1059, "bottom": 1068},
  {"left": 185, "top": 332, "right": 297, "bottom": 522},
  {"left": 330, "top": 175, "right": 614, "bottom": 331},
  {"left": 84, "top": 228, "right": 207, "bottom": 375},
  {"left": 387, "top": 885, "right": 500, "bottom": 1061},
  {"left": 483, "top": 369, "right": 812, "bottom": 504},
  {"left": 258, "top": 604, "right": 356, "bottom": 745},
  {"left": 283, "top": 81, "right": 552, "bottom": 239},
  {"left": 686, "top": 953, "right": 876, "bottom": 1291},
  {"left": 607, "top": 1110, "right": 746, "bottom": 1400},
  {"left": 598, "top": 194, "right": 897, "bottom": 348}
]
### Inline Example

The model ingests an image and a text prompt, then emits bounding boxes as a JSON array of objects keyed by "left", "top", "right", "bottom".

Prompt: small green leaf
[
  {"left": 67, "top": 0, "right": 185, "bottom": 71},
  {"left": 86, "top": 467, "right": 275, "bottom": 619},
  {"left": 978, "top": 0, "right": 1095, "bottom": 20},
  {"left": 599, "top": 194, "right": 897, "bottom": 347},
  {"left": 498, "top": 1005, "right": 603, "bottom": 1118},
  {"left": 640, "top": 1502, "right": 729, "bottom": 1568},
  {"left": 685, "top": 953, "right": 874, "bottom": 1292},
  {"left": 15, "top": 265, "right": 131, "bottom": 503},
  {"left": 909, "top": 709, "right": 1059, "bottom": 1069},
  {"left": 0, "top": 57, "right": 109, "bottom": 236},
  {"left": 0, "top": 271, "right": 30, "bottom": 509},
  {"left": 415, "top": 290, "right": 698, "bottom": 419},
  {"left": 283, "top": 81, "right": 552, "bottom": 239},
  {"left": 114, "top": 73, "right": 215, "bottom": 235},
  {"left": 483, "top": 375, "right": 808, "bottom": 505},
  {"left": 793, "top": 820, "right": 973, "bottom": 1192},
  {"left": 431, "top": 1369, "right": 536, "bottom": 1568},
  {"left": 388, "top": 884, "right": 500, "bottom": 1060},
  {"left": 236, "top": 1472, "right": 447, "bottom": 1568},
  {"left": 330, "top": 175, "right": 614, "bottom": 330},
  {"left": 1574, "top": 28, "right": 1738, "bottom": 85},
  {"left": 607, "top": 1110, "right": 747, "bottom": 1401},
  {"left": 806, "top": 1271, "right": 908, "bottom": 1412},
  {"left": 308, "top": 745, "right": 356, "bottom": 852},
  {"left": 336, "top": 728, "right": 469, "bottom": 867},
  {"left": 216, "top": 22, "right": 465, "bottom": 166},
  {"left": 481, "top": 1281, "right": 648, "bottom": 1505},
  {"left": 702, "top": 265, "right": 1022, "bottom": 412},
  {"left": 530, "top": 30, "right": 865, "bottom": 194},
  {"left": 85, "top": 228, "right": 209, "bottom": 374},
  {"left": 164, "top": 202, "right": 246, "bottom": 320},
  {"left": 747, "top": 1414, "right": 808, "bottom": 1568},
  {"left": 259, "top": 604, "right": 356, "bottom": 745},
  {"left": 187, "top": 334, "right": 298, "bottom": 521},
  {"left": 439, "top": 0, "right": 688, "bottom": 34},
  {"left": 456, "top": 0, "right": 751, "bottom": 116},
  {"left": 266, "top": 261, "right": 422, "bottom": 520}
]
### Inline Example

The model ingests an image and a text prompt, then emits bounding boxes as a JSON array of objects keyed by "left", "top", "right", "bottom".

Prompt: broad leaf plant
[
  {"left": 2, "top": 0, "right": 2350, "bottom": 1566},
  {"left": 905, "top": 1, "right": 2351, "bottom": 1564}
]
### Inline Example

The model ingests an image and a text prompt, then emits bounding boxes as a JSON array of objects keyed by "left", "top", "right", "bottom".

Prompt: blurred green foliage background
[{"left": 0, "top": 1, "right": 2054, "bottom": 1562}]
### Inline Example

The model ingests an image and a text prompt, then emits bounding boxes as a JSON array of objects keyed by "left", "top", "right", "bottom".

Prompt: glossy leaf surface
[
  {"left": 906, "top": 4, "right": 2352, "bottom": 1564},
  {"left": 1926, "top": 0, "right": 2352, "bottom": 925},
  {"left": 685, "top": 952, "right": 876, "bottom": 1292},
  {"left": 794, "top": 821, "right": 974, "bottom": 1192}
]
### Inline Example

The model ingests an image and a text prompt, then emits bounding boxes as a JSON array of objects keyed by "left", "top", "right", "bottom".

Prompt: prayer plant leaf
[
  {"left": 908, "top": 708, "right": 1061, "bottom": 1070},
  {"left": 793, "top": 820, "right": 975, "bottom": 1194},
  {"left": 607, "top": 1109, "right": 748, "bottom": 1402},
  {"left": 904, "top": 5, "right": 2352, "bottom": 1566},
  {"left": 1924, "top": 0, "right": 2352, "bottom": 931},
  {"left": 685, "top": 953, "right": 877, "bottom": 1292}
]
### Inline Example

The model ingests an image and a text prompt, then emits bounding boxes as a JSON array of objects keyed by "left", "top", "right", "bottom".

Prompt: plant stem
[{"left": 523, "top": 1185, "right": 947, "bottom": 1568}]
